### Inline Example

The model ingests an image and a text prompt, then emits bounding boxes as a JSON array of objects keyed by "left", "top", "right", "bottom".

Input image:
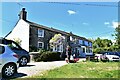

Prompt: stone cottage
[{"left": 6, "top": 8, "right": 93, "bottom": 57}]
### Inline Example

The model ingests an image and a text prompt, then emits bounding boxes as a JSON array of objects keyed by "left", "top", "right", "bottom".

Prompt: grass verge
[{"left": 29, "top": 61, "right": 120, "bottom": 79}]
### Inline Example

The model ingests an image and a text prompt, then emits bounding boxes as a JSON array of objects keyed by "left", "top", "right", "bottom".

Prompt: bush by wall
[
  {"left": 29, "top": 46, "right": 38, "bottom": 52},
  {"left": 33, "top": 51, "right": 61, "bottom": 62}
]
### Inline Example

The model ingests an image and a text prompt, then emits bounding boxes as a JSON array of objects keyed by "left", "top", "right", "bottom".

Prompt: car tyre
[
  {"left": 19, "top": 57, "right": 28, "bottom": 66},
  {"left": 2, "top": 63, "right": 16, "bottom": 78}
]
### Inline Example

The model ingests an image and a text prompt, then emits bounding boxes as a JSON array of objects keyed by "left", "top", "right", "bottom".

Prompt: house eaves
[
  {"left": 26, "top": 20, "right": 91, "bottom": 42},
  {"left": 26, "top": 20, "right": 69, "bottom": 35}
]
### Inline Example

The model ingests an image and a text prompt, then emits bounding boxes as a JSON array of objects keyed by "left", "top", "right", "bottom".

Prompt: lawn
[{"left": 30, "top": 61, "right": 120, "bottom": 78}]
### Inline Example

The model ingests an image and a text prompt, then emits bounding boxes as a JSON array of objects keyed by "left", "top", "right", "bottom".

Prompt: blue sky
[{"left": 0, "top": 2, "right": 119, "bottom": 41}]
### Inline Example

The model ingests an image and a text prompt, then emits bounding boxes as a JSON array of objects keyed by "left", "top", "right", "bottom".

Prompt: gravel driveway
[{"left": 15, "top": 61, "right": 67, "bottom": 78}]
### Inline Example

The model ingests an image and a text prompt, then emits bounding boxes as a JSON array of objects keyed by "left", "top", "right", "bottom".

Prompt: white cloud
[
  {"left": 112, "top": 21, "right": 120, "bottom": 28},
  {"left": 82, "top": 22, "right": 89, "bottom": 25},
  {"left": 67, "top": 10, "right": 76, "bottom": 15},
  {"left": 105, "top": 21, "right": 120, "bottom": 29},
  {"left": 104, "top": 22, "right": 110, "bottom": 25}
]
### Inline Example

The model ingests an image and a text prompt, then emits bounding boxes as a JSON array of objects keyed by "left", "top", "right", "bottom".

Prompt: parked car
[
  {"left": 0, "top": 38, "right": 30, "bottom": 66},
  {"left": 0, "top": 44, "right": 19, "bottom": 77},
  {"left": 114, "top": 52, "right": 120, "bottom": 57},
  {"left": 95, "top": 54, "right": 102, "bottom": 61},
  {"left": 100, "top": 52, "right": 120, "bottom": 62}
]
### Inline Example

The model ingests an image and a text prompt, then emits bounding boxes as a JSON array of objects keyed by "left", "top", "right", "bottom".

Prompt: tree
[
  {"left": 114, "top": 25, "right": 120, "bottom": 51},
  {"left": 92, "top": 37, "right": 113, "bottom": 53},
  {"left": 13, "top": 38, "right": 22, "bottom": 46},
  {"left": 49, "top": 34, "right": 65, "bottom": 51}
]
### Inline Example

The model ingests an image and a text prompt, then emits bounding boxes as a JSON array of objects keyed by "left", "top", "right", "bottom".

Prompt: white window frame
[
  {"left": 38, "top": 41, "right": 44, "bottom": 48},
  {"left": 38, "top": 29, "right": 44, "bottom": 37},
  {"left": 81, "top": 46, "right": 86, "bottom": 53},
  {"left": 52, "top": 44, "right": 63, "bottom": 52},
  {"left": 70, "top": 36, "right": 73, "bottom": 41}
]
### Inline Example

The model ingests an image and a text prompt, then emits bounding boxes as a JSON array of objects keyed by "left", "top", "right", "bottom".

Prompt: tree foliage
[
  {"left": 13, "top": 38, "right": 22, "bottom": 46},
  {"left": 49, "top": 34, "right": 65, "bottom": 48},
  {"left": 92, "top": 37, "right": 116, "bottom": 53},
  {"left": 114, "top": 25, "right": 120, "bottom": 51}
]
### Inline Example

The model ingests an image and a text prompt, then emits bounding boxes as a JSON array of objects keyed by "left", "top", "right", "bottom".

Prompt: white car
[
  {"left": 0, "top": 44, "right": 19, "bottom": 78},
  {"left": 100, "top": 52, "right": 120, "bottom": 61}
]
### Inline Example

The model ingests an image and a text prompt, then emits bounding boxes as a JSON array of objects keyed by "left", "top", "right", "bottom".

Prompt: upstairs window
[
  {"left": 38, "top": 29, "right": 44, "bottom": 37},
  {"left": 85, "top": 41, "right": 88, "bottom": 46},
  {"left": 89, "top": 42, "right": 92, "bottom": 47},
  {"left": 79, "top": 40, "right": 83, "bottom": 45}
]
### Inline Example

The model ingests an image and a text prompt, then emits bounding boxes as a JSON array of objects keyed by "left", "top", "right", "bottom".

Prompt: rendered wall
[{"left": 6, "top": 19, "right": 30, "bottom": 51}]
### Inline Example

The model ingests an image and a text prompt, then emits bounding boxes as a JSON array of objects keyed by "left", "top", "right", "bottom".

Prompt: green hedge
[{"left": 33, "top": 51, "right": 61, "bottom": 62}]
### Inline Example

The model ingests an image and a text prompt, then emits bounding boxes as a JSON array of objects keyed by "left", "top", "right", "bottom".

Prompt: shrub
[
  {"left": 29, "top": 46, "right": 38, "bottom": 52},
  {"left": 33, "top": 51, "right": 61, "bottom": 62}
]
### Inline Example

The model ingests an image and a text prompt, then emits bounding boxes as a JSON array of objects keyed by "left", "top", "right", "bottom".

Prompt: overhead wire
[{"left": 43, "top": 2, "right": 119, "bottom": 7}]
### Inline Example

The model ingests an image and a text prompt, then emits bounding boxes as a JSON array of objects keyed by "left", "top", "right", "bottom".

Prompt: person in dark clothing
[{"left": 66, "top": 46, "right": 72, "bottom": 63}]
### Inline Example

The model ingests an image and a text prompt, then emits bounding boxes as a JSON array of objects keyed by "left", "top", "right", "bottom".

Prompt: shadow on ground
[{"left": 0, "top": 72, "right": 27, "bottom": 80}]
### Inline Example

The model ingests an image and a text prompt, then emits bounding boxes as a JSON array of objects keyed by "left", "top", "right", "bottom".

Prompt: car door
[{"left": 0, "top": 46, "right": 5, "bottom": 70}]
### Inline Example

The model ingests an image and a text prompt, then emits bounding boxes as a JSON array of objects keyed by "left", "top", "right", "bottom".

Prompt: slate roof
[{"left": 26, "top": 20, "right": 91, "bottom": 42}]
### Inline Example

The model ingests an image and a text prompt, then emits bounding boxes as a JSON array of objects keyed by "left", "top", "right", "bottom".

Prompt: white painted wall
[{"left": 6, "top": 19, "right": 30, "bottom": 51}]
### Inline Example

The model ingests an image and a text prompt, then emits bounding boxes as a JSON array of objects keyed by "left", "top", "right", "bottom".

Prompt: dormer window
[{"left": 38, "top": 29, "right": 44, "bottom": 37}]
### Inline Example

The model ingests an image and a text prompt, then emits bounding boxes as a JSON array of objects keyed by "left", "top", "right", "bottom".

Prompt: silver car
[
  {"left": 0, "top": 44, "right": 19, "bottom": 78},
  {"left": 100, "top": 52, "right": 120, "bottom": 62}
]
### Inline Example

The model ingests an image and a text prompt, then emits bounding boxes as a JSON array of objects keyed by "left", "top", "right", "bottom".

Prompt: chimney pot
[{"left": 19, "top": 8, "right": 27, "bottom": 20}]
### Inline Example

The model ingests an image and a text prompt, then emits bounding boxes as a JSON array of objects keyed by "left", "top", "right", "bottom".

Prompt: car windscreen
[{"left": 114, "top": 52, "right": 120, "bottom": 57}]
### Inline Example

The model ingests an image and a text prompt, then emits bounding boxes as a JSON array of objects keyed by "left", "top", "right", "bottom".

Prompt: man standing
[{"left": 66, "top": 46, "right": 72, "bottom": 63}]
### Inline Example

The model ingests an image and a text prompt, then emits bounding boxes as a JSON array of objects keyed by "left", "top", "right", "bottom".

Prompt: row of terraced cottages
[{"left": 6, "top": 8, "right": 93, "bottom": 58}]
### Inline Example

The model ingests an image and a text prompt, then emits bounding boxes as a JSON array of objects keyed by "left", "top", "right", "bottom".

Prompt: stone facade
[{"left": 29, "top": 25, "right": 70, "bottom": 52}]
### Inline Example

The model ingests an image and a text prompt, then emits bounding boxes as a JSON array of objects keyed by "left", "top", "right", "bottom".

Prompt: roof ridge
[{"left": 25, "top": 20, "right": 91, "bottom": 42}]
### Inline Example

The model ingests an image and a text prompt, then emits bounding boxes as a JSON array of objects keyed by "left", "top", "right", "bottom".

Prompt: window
[
  {"left": 82, "top": 40, "right": 85, "bottom": 45},
  {"left": 86, "top": 48, "right": 89, "bottom": 53},
  {"left": 57, "top": 45, "right": 60, "bottom": 51},
  {"left": 89, "top": 42, "right": 92, "bottom": 47},
  {"left": 52, "top": 44, "right": 63, "bottom": 52},
  {"left": 38, "top": 29, "right": 44, "bottom": 37},
  {"left": 59, "top": 45, "right": 63, "bottom": 52},
  {"left": 38, "top": 42, "right": 44, "bottom": 48},
  {"left": 89, "top": 48, "right": 92, "bottom": 53},
  {"left": 85, "top": 41, "right": 88, "bottom": 46},
  {"left": 79, "top": 40, "right": 83, "bottom": 44},
  {"left": 0, "top": 46, "right": 5, "bottom": 54},
  {"left": 83, "top": 48, "right": 85, "bottom": 53}
]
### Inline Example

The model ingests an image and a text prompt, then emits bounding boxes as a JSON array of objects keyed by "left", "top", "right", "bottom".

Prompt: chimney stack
[{"left": 19, "top": 8, "right": 27, "bottom": 20}]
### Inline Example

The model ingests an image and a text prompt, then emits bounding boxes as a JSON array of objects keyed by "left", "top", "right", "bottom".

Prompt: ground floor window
[
  {"left": 38, "top": 41, "right": 44, "bottom": 48},
  {"left": 89, "top": 48, "right": 92, "bottom": 53},
  {"left": 53, "top": 44, "right": 63, "bottom": 52},
  {"left": 81, "top": 46, "right": 86, "bottom": 53}
]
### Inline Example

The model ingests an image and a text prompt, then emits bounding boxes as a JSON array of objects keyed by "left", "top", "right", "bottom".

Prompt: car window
[
  {"left": 0, "top": 46, "right": 5, "bottom": 54},
  {"left": 104, "top": 52, "right": 107, "bottom": 55},
  {"left": 110, "top": 52, "right": 114, "bottom": 55},
  {"left": 7, "top": 41, "right": 22, "bottom": 50}
]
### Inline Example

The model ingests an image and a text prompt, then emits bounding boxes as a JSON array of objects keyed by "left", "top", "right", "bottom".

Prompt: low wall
[{"left": 29, "top": 52, "right": 39, "bottom": 62}]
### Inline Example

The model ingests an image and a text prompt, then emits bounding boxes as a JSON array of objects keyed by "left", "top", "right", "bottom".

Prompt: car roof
[{"left": 0, "top": 44, "right": 7, "bottom": 47}]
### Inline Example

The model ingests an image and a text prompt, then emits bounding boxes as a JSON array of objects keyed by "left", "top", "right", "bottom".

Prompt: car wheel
[
  {"left": 2, "top": 63, "right": 16, "bottom": 78},
  {"left": 19, "top": 57, "right": 28, "bottom": 66}
]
